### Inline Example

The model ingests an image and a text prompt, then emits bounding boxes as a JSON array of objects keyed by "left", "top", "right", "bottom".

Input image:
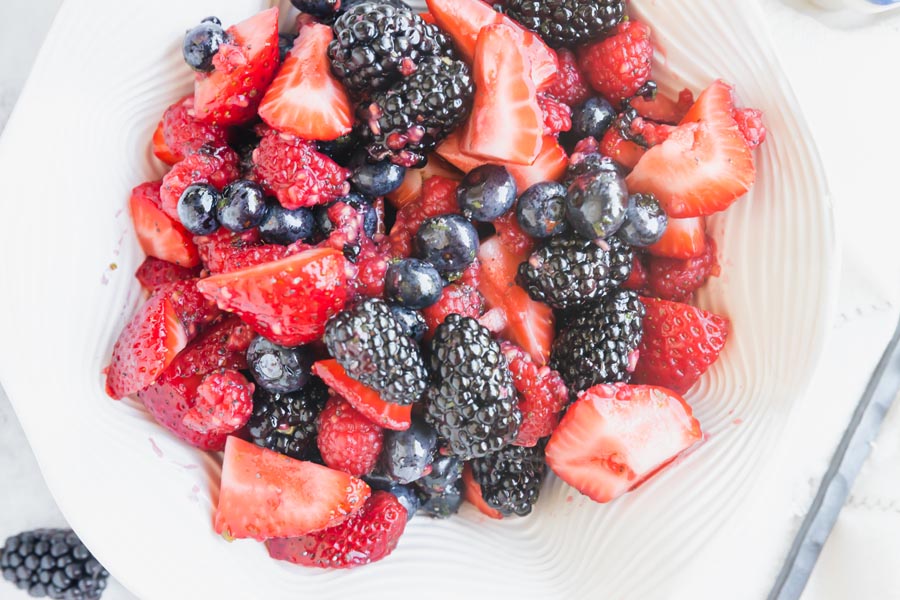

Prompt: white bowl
[{"left": 0, "top": 0, "right": 837, "bottom": 598}]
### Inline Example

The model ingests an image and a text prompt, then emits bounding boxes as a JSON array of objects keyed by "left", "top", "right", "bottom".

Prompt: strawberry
[
  {"left": 600, "top": 127, "right": 646, "bottom": 171},
  {"left": 478, "top": 237, "right": 554, "bottom": 365},
  {"left": 181, "top": 369, "right": 254, "bottom": 438},
  {"left": 258, "top": 23, "right": 353, "bottom": 141},
  {"left": 194, "top": 8, "right": 280, "bottom": 126},
  {"left": 545, "top": 48, "right": 590, "bottom": 108},
  {"left": 501, "top": 342, "right": 568, "bottom": 446},
  {"left": 461, "top": 24, "right": 543, "bottom": 165},
  {"left": 578, "top": 21, "right": 653, "bottom": 104},
  {"left": 626, "top": 80, "right": 756, "bottom": 218},
  {"left": 160, "top": 278, "right": 221, "bottom": 340},
  {"left": 421, "top": 283, "right": 484, "bottom": 341},
  {"left": 630, "top": 89, "right": 694, "bottom": 124},
  {"left": 266, "top": 490, "right": 406, "bottom": 568},
  {"left": 215, "top": 436, "right": 371, "bottom": 540},
  {"left": 461, "top": 463, "right": 503, "bottom": 519},
  {"left": 647, "top": 216, "right": 706, "bottom": 259},
  {"left": 160, "top": 95, "right": 230, "bottom": 162},
  {"left": 159, "top": 147, "right": 240, "bottom": 221},
  {"left": 425, "top": 0, "right": 557, "bottom": 88},
  {"left": 386, "top": 156, "right": 462, "bottom": 211},
  {"left": 151, "top": 120, "right": 180, "bottom": 166},
  {"left": 317, "top": 396, "right": 384, "bottom": 477},
  {"left": 492, "top": 210, "right": 534, "bottom": 256},
  {"left": 197, "top": 248, "right": 350, "bottom": 347},
  {"left": 134, "top": 257, "right": 201, "bottom": 292},
  {"left": 538, "top": 93, "right": 572, "bottom": 136},
  {"left": 387, "top": 175, "right": 459, "bottom": 258},
  {"left": 129, "top": 182, "right": 200, "bottom": 267},
  {"left": 646, "top": 237, "right": 720, "bottom": 301},
  {"left": 313, "top": 360, "right": 412, "bottom": 431},
  {"left": 545, "top": 383, "right": 703, "bottom": 503},
  {"left": 632, "top": 297, "right": 729, "bottom": 394},
  {"left": 623, "top": 253, "right": 649, "bottom": 293},
  {"left": 733, "top": 107, "right": 767, "bottom": 150}
]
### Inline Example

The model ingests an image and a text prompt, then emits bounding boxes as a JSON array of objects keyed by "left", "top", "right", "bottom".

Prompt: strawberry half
[
  {"left": 647, "top": 216, "right": 706, "bottom": 260},
  {"left": 460, "top": 24, "right": 543, "bottom": 165},
  {"left": 194, "top": 8, "right": 280, "bottom": 126},
  {"left": 313, "top": 360, "right": 412, "bottom": 431},
  {"left": 545, "top": 383, "right": 703, "bottom": 503},
  {"left": 151, "top": 121, "right": 180, "bottom": 165},
  {"left": 197, "top": 248, "right": 349, "bottom": 346},
  {"left": 630, "top": 89, "right": 695, "bottom": 125},
  {"left": 462, "top": 463, "right": 503, "bottom": 519},
  {"left": 258, "top": 23, "right": 353, "bottom": 141},
  {"left": 627, "top": 80, "right": 756, "bottom": 218},
  {"left": 386, "top": 156, "right": 462, "bottom": 211},
  {"left": 129, "top": 182, "right": 200, "bottom": 268},
  {"left": 215, "top": 436, "right": 370, "bottom": 540}
]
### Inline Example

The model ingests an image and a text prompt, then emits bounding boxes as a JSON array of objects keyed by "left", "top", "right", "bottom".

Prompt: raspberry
[
  {"left": 134, "top": 257, "right": 201, "bottom": 291},
  {"left": 572, "top": 135, "right": 600, "bottom": 156},
  {"left": 181, "top": 369, "right": 254, "bottom": 437},
  {"left": 218, "top": 243, "right": 291, "bottom": 274},
  {"left": 733, "top": 107, "right": 767, "bottom": 149},
  {"left": 493, "top": 210, "right": 534, "bottom": 256},
  {"left": 387, "top": 175, "right": 459, "bottom": 258},
  {"left": 501, "top": 342, "right": 568, "bottom": 447},
  {"left": 545, "top": 48, "right": 591, "bottom": 108},
  {"left": 161, "top": 95, "right": 229, "bottom": 162},
  {"left": 160, "top": 147, "right": 240, "bottom": 220},
  {"left": 251, "top": 126, "right": 351, "bottom": 210},
  {"left": 537, "top": 93, "right": 572, "bottom": 136},
  {"left": 421, "top": 283, "right": 484, "bottom": 341},
  {"left": 578, "top": 21, "right": 653, "bottom": 104},
  {"left": 456, "top": 260, "right": 481, "bottom": 289},
  {"left": 316, "top": 396, "right": 384, "bottom": 477},
  {"left": 355, "top": 244, "right": 392, "bottom": 298},
  {"left": 194, "top": 228, "right": 263, "bottom": 273},
  {"left": 600, "top": 126, "right": 646, "bottom": 170},
  {"left": 623, "top": 252, "right": 649, "bottom": 292},
  {"left": 646, "top": 236, "right": 720, "bottom": 301}
]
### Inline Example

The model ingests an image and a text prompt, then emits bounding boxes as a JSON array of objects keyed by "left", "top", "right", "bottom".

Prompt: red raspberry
[
  {"left": 537, "top": 93, "right": 572, "bottom": 136},
  {"left": 160, "top": 147, "right": 240, "bottom": 220},
  {"left": 501, "top": 342, "right": 568, "bottom": 447},
  {"left": 626, "top": 115, "right": 675, "bottom": 147},
  {"left": 161, "top": 95, "right": 229, "bottom": 163},
  {"left": 578, "top": 21, "right": 653, "bottom": 104},
  {"left": 493, "top": 210, "right": 534, "bottom": 255},
  {"left": 572, "top": 136, "right": 600, "bottom": 155},
  {"left": 421, "top": 283, "right": 484, "bottom": 341},
  {"left": 181, "top": 369, "right": 254, "bottom": 437},
  {"left": 135, "top": 257, "right": 201, "bottom": 292},
  {"left": 545, "top": 48, "right": 591, "bottom": 108},
  {"left": 317, "top": 396, "right": 384, "bottom": 477},
  {"left": 623, "top": 253, "right": 649, "bottom": 293},
  {"left": 388, "top": 176, "right": 459, "bottom": 258},
  {"left": 218, "top": 244, "right": 291, "bottom": 274},
  {"left": 251, "top": 126, "right": 350, "bottom": 210},
  {"left": 646, "top": 236, "right": 720, "bottom": 301},
  {"left": 733, "top": 107, "right": 767, "bottom": 149},
  {"left": 457, "top": 261, "right": 481, "bottom": 289},
  {"left": 194, "top": 228, "right": 263, "bottom": 274}
]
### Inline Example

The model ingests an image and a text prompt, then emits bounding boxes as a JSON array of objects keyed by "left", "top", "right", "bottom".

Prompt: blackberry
[
  {"left": 606, "top": 235, "right": 633, "bottom": 286},
  {"left": 358, "top": 55, "right": 473, "bottom": 167},
  {"left": 328, "top": 3, "right": 451, "bottom": 97},
  {"left": 516, "top": 236, "right": 613, "bottom": 310},
  {"left": 505, "top": 0, "right": 625, "bottom": 48},
  {"left": 425, "top": 315, "right": 521, "bottom": 460},
  {"left": 245, "top": 380, "right": 329, "bottom": 460},
  {"left": 0, "top": 529, "right": 108, "bottom": 599},
  {"left": 550, "top": 289, "right": 645, "bottom": 394},
  {"left": 471, "top": 444, "right": 546, "bottom": 517},
  {"left": 324, "top": 298, "right": 429, "bottom": 405}
]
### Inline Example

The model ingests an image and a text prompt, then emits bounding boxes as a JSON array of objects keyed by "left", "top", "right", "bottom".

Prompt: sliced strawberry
[
  {"left": 461, "top": 24, "right": 543, "bottom": 165},
  {"left": 194, "top": 8, "right": 280, "bottom": 126},
  {"left": 161, "top": 278, "right": 221, "bottom": 340},
  {"left": 478, "top": 237, "right": 554, "bottom": 365},
  {"left": 135, "top": 257, "right": 201, "bottom": 292},
  {"left": 600, "top": 127, "right": 646, "bottom": 171},
  {"left": 646, "top": 236, "right": 720, "bottom": 301},
  {"left": 545, "top": 383, "right": 703, "bottom": 503},
  {"left": 630, "top": 89, "right": 694, "bottom": 125},
  {"left": 313, "top": 360, "right": 411, "bottom": 431},
  {"left": 462, "top": 463, "right": 503, "bottom": 519},
  {"left": 197, "top": 248, "right": 349, "bottom": 346},
  {"left": 386, "top": 156, "right": 462, "bottom": 211},
  {"left": 425, "top": 0, "right": 557, "bottom": 88},
  {"left": 152, "top": 120, "right": 180, "bottom": 165},
  {"left": 215, "top": 436, "right": 370, "bottom": 540},
  {"left": 623, "top": 252, "right": 649, "bottom": 293},
  {"left": 492, "top": 210, "right": 533, "bottom": 256},
  {"left": 129, "top": 182, "right": 200, "bottom": 267},
  {"left": 181, "top": 369, "right": 254, "bottom": 437},
  {"left": 266, "top": 490, "right": 405, "bottom": 568},
  {"left": 647, "top": 216, "right": 706, "bottom": 259},
  {"left": 501, "top": 342, "right": 568, "bottom": 446},
  {"left": 316, "top": 395, "right": 384, "bottom": 477},
  {"left": 627, "top": 80, "right": 756, "bottom": 218},
  {"left": 420, "top": 11, "right": 437, "bottom": 25},
  {"left": 259, "top": 23, "right": 353, "bottom": 141},
  {"left": 632, "top": 297, "right": 729, "bottom": 394}
]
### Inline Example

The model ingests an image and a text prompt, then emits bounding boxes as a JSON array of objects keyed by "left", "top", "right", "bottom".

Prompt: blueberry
[
  {"left": 317, "top": 134, "right": 361, "bottom": 166},
  {"left": 389, "top": 305, "right": 427, "bottom": 342},
  {"left": 384, "top": 259, "right": 443, "bottom": 309},
  {"left": 246, "top": 336, "right": 313, "bottom": 394},
  {"left": 415, "top": 214, "right": 479, "bottom": 273},
  {"left": 456, "top": 165, "right": 517, "bottom": 222},
  {"left": 418, "top": 454, "right": 462, "bottom": 493},
  {"left": 259, "top": 202, "right": 316, "bottom": 245},
  {"left": 516, "top": 181, "right": 569, "bottom": 238},
  {"left": 618, "top": 193, "right": 668, "bottom": 247},
  {"left": 201, "top": 16, "right": 221, "bottom": 26},
  {"left": 417, "top": 481, "right": 463, "bottom": 518},
  {"left": 217, "top": 180, "right": 269, "bottom": 233},
  {"left": 182, "top": 21, "right": 228, "bottom": 73},
  {"left": 350, "top": 159, "right": 406, "bottom": 197},
  {"left": 388, "top": 484, "right": 420, "bottom": 520},
  {"left": 177, "top": 183, "right": 220, "bottom": 235},
  {"left": 290, "top": 0, "right": 341, "bottom": 17},
  {"left": 380, "top": 417, "right": 437, "bottom": 484},
  {"left": 363, "top": 470, "right": 398, "bottom": 490},
  {"left": 278, "top": 33, "right": 296, "bottom": 63},
  {"left": 570, "top": 97, "right": 616, "bottom": 140},
  {"left": 565, "top": 170, "right": 628, "bottom": 240}
]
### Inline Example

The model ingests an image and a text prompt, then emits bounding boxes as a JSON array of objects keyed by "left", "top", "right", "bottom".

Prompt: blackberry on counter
[
  {"left": 425, "top": 315, "right": 521, "bottom": 460},
  {"left": 550, "top": 290, "right": 645, "bottom": 394},
  {"left": 324, "top": 298, "right": 429, "bottom": 405},
  {"left": 471, "top": 444, "right": 546, "bottom": 517},
  {"left": 516, "top": 236, "right": 612, "bottom": 310},
  {"left": 358, "top": 56, "right": 474, "bottom": 167},
  {"left": 245, "top": 380, "right": 329, "bottom": 460},
  {"left": 0, "top": 529, "right": 108, "bottom": 599},
  {"left": 328, "top": 3, "right": 451, "bottom": 97},
  {"left": 505, "top": 0, "right": 625, "bottom": 48}
]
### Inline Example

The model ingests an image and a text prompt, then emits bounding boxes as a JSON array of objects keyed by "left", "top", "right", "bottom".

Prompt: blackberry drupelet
[
  {"left": 245, "top": 380, "right": 329, "bottom": 460},
  {"left": 324, "top": 298, "right": 429, "bottom": 405},
  {"left": 605, "top": 235, "right": 634, "bottom": 286},
  {"left": 358, "top": 56, "right": 473, "bottom": 167},
  {"left": 471, "top": 444, "right": 546, "bottom": 517},
  {"left": 550, "top": 289, "right": 645, "bottom": 394},
  {"left": 328, "top": 3, "right": 451, "bottom": 97},
  {"left": 0, "top": 529, "right": 108, "bottom": 600},
  {"left": 505, "top": 0, "right": 625, "bottom": 48},
  {"left": 425, "top": 315, "right": 521, "bottom": 460},
  {"left": 516, "top": 236, "right": 612, "bottom": 310}
]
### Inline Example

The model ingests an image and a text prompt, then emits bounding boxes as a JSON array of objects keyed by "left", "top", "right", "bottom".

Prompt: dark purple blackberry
[
  {"left": 425, "top": 315, "right": 521, "bottom": 460},
  {"left": 324, "top": 298, "right": 429, "bottom": 405},
  {"left": 245, "top": 380, "right": 329, "bottom": 460},
  {"left": 516, "top": 236, "right": 614, "bottom": 310},
  {"left": 0, "top": 529, "right": 108, "bottom": 599},
  {"left": 471, "top": 444, "right": 546, "bottom": 516},
  {"left": 606, "top": 235, "right": 633, "bottom": 286},
  {"left": 505, "top": 0, "right": 625, "bottom": 48}
]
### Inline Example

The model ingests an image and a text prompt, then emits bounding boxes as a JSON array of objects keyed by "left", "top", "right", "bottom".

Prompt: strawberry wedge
[
  {"left": 647, "top": 216, "right": 707, "bottom": 259},
  {"left": 314, "top": 360, "right": 412, "bottom": 431},
  {"left": 129, "top": 182, "right": 200, "bottom": 268}
]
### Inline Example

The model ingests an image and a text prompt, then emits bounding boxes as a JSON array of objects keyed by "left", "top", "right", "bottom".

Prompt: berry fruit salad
[{"left": 106, "top": 0, "right": 766, "bottom": 570}]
